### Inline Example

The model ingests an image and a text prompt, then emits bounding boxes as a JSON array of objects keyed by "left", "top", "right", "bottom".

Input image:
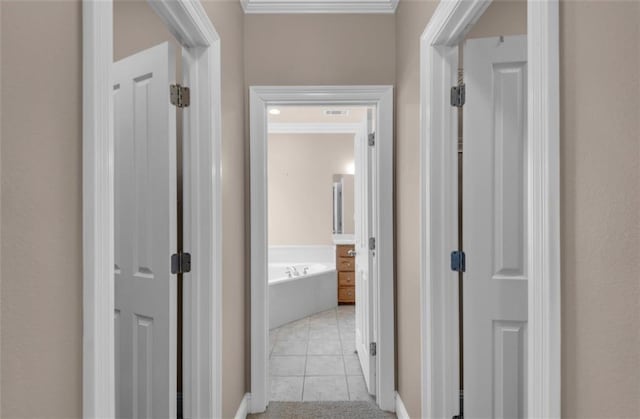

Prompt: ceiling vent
[{"left": 323, "top": 109, "right": 350, "bottom": 117}]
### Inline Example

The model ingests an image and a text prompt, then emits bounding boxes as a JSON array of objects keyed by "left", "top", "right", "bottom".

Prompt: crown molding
[{"left": 241, "top": 0, "right": 399, "bottom": 14}]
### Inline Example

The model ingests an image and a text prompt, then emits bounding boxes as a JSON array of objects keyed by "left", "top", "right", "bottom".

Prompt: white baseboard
[
  {"left": 234, "top": 393, "right": 250, "bottom": 419},
  {"left": 395, "top": 391, "right": 411, "bottom": 419}
]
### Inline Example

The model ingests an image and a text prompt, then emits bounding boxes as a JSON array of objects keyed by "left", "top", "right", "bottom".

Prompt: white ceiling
[{"left": 241, "top": 0, "right": 399, "bottom": 14}]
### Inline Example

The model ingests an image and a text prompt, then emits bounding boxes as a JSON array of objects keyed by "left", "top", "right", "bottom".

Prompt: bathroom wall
[
  {"left": 342, "top": 174, "right": 355, "bottom": 235},
  {"left": 268, "top": 133, "right": 355, "bottom": 246},
  {"left": 395, "top": 0, "right": 640, "bottom": 417}
]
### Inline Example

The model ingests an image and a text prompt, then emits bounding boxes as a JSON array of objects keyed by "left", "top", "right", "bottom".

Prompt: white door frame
[
  {"left": 419, "top": 1, "right": 560, "bottom": 418},
  {"left": 249, "top": 86, "right": 395, "bottom": 413},
  {"left": 82, "top": 1, "right": 223, "bottom": 417}
]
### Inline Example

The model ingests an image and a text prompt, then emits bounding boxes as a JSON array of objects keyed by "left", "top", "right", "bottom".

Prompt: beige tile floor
[{"left": 269, "top": 305, "right": 374, "bottom": 402}]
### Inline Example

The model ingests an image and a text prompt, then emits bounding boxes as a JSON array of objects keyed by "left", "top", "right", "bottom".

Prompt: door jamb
[
  {"left": 82, "top": 1, "right": 223, "bottom": 417},
  {"left": 419, "top": 0, "right": 561, "bottom": 417},
  {"left": 249, "top": 86, "right": 395, "bottom": 413}
]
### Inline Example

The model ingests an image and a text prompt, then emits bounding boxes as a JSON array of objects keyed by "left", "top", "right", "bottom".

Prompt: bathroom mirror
[{"left": 332, "top": 174, "right": 354, "bottom": 236}]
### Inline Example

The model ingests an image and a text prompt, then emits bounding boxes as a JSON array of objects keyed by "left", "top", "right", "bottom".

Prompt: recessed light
[
  {"left": 345, "top": 161, "right": 355, "bottom": 175},
  {"left": 269, "top": 108, "right": 281, "bottom": 115}
]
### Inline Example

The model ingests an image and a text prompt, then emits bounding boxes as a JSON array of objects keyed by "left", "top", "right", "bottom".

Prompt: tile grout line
[
  {"left": 300, "top": 321, "right": 309, "bottom": 401},
  {"left": 336, "top": 307, "right": 353, "bottom": 401}
]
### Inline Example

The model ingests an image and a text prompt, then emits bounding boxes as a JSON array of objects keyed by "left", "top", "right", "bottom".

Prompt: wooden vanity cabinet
[{"left": 336, "top": 244, "right": 355, "bottom": 304}]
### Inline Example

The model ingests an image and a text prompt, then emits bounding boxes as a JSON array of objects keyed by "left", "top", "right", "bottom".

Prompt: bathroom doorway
[
  {"left": 266, "top": 105, "right": 373, "bottom": 403},
  {"left": 249, "top": 86, "right": 395, "bottom": 413}
]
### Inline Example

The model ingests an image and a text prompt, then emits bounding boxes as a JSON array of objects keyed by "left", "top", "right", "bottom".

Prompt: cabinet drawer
[
  {"left": 339, "top": 272, "right": 355, "bottom": 287},
  {"left": 336, "top": 245, "right": 355, "bottom": 258},
  {"left": 338, "top": 286, "right": 355, "bottom": 303},
  {"left": 337, "top": 257, "right": 355, "bottom": 272}
]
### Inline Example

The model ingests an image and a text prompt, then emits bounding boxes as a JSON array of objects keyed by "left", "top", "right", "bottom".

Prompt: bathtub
[{"left": 268, "top": 246, "right": 337, "bottom": 329}]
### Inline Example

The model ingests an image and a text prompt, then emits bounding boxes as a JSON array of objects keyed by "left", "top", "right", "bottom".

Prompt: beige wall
[
  {"left": 560, "top": 1, "right": 640, "bottom": 416},
  {"left": 394, "top": 2, "right": 438, "bottom": 416},
  {"left": 465, "top": 0, "right": 526, "bottom": 39},
  {"left": 342, "top": 174, "right": 355, "bottom": 235},
  {"left": 395, "top": 0, "right": 640, "bottom": 417},
  {"left": 244, "top": 14, "right": 396, "bottom": 86},
  {"left": 197, "top": 2, "right": 247, "bottom": 417},
  {"left": 1, "top": 1, "right": 83, "bottom": 417},
  {"left": 114, "top": 0, "right": 180, "bottom": 61},
  {"left": 268, "top": 133, "right": 354, "bottom": 246}
]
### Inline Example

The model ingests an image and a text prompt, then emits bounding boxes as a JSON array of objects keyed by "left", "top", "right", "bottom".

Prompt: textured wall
[
  {"left": 394, "top": 2, "right": 438, "bottom": 416},
  {"left": 244, "top": 14, "right": 395, "bottom": 86},
  {"left": 1, "top": 2, "right": 83, "bottom": 417},
  {"left": 559, "top": 1, "right": 640, "bottom": 416},
  {"left": 200, "top": 2, "right": 248, "bottom": 416}
]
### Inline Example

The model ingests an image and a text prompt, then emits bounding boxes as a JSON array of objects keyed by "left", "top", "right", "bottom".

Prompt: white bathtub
[{"left": 268, "top": 247, "right": 337, "bottom": 329}]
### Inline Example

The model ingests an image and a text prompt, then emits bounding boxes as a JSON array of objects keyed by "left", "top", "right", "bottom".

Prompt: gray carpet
[{"left": 247, "top": 401, "right": 397, "bottom": 419}]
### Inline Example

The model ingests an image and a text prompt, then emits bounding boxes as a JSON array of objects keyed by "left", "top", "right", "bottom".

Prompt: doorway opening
[
  {"left": 266, "top": 105, "right": 373, "bottom": 403},
  {"left": 419, "top": 1, "right": 561, "bottom": 418},
  {"left": 113, "top": 4, "right": 187, "bottom": 416},
  {"left": 457, "top": 31, "right": 529, "bottom": 417},
  {"left": 82, "top": 1, "right": 223, "bottom": 417},
  {"left": 249, "top": 86, "right": 395, "bottom": 413}
]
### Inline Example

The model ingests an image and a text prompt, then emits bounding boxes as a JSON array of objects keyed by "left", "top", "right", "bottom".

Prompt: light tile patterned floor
[{"left": 269, "top": 305, "right": 374, "bottom": 402}]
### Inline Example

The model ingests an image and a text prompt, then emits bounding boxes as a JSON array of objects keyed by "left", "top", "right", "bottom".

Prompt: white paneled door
[
  {"left": 354, "top": 108, "right": 376, "bottom": 394},
  {"left": 114, "top": 42, "right": 177, "bottom": 419},
  {"left": 463, "top": 35, "right": 528, "bottom": 418}
]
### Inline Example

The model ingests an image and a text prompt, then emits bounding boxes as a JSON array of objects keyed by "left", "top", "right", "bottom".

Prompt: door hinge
[
  {"left": 450, "top": 83, "right": 466, "bottom": 108},
  {"left": 171, "top": 252, "right": 191, "bottom": 274},
  {"left": 370, "top": 342, "right": 377, "bottom": 356},
  {"left": 368, "top": 237, "right": 376, "bottom": 250},
  {"left": 450, "top": 250, "right": 466, "bottom": 272},
  {"left": 368, "top": 132, "right": 375, "bottom": 146},
  {"left": 170, "top": 84, "right": 190, "bottom": 108}
]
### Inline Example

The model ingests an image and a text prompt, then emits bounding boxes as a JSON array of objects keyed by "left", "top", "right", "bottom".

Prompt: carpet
[{"left": 247, "top": 401, "right": 397, "bottom": 419}]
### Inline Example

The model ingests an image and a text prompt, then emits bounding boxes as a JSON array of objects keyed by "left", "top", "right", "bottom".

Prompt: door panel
[
  {"left": 463, "top": 35, "right": 527, "bottom": 419},
  {"left": 114, "top": 42, "right": 177, "bottom": 419},
  {"left": 355, "top": 108, "right": 376, "bottom": 394}
]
